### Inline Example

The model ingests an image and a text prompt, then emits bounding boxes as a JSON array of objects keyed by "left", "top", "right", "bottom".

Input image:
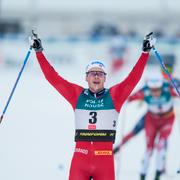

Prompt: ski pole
[
  {"left": 0, "top": 46, "right": 32, "bottom": 124},
  {"left": 152, "top": 46, "right": 180, "bottom": 97}
]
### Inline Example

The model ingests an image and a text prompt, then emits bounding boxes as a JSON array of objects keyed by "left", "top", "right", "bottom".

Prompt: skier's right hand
[
  {"left": 29, "top": 30, "right": 43, "bottom": 52},
  {"left": 142, "top": 32, "right": 156, "bottom": 53}
]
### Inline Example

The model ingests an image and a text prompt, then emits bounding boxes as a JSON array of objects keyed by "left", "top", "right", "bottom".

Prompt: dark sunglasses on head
[{"left": 86, "top": 71, "right": 106, "bottom": 77}]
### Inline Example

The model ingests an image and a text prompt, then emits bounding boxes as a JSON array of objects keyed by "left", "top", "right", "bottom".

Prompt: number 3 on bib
[{"left": 89, "top": 112, "right": 97, "bottom": 124}]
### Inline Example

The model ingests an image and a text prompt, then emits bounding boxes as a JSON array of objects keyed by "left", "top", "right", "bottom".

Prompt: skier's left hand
[{"left": 142, "top": 32, "right": 156, "bottom": 52}]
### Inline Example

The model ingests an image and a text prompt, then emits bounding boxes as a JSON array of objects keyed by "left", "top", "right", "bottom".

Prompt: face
[
  {"left": 86, "top": 67, "right": 106, "bottom": 93},
  {"left": 150, "top": 88, "right": 162, "bottom": 97}
]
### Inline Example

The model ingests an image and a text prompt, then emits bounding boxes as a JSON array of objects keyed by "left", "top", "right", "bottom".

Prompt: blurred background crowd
[
  {"left": 0, "top": 0, "right": 180, "bottom": 73},
  {"left": 0, "top": 0, "right": 180, "bottom": 39}
]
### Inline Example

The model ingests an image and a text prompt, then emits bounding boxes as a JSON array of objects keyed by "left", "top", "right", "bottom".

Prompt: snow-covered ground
[{"left": 0, "top": 39, "right": 180, "bottom": 180}]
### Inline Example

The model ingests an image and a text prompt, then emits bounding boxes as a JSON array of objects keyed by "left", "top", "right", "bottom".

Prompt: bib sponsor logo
[
  {"left": 88, "top": 124, "right": 97, "bottom": 130},
  {"left": 94, "top": 150, "right": 112, "bottom": 156},
  {"left": 84, "top": 99, "right": 104, "bottom": 108},
  {"left": 75, "top": 148, "right": 88, "bottom": 155},
  {"left": 80, "top": 132, "right": 107, "bottom": 137}
]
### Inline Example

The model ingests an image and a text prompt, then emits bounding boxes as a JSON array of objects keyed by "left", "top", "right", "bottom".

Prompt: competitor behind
[
  {"left": 113, "top": 61, "right": 180, "bottom": 154},
  {"left": 115, "top": 74, "right": 179, "bottom": 180},
  {"left": 114, "top": 52, "right": 180, "bottom": 152}
]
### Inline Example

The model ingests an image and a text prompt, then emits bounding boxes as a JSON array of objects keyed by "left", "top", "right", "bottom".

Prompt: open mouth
[{"left": 93, "top": 81, "right": 100, "bottom": 85}]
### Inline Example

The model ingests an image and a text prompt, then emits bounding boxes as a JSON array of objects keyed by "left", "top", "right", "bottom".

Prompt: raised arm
[
  {"left": 110, "top": 33, "right": 156, "bottom": 112},
  {"left": 30, "top": 31, "right": 83, "bottom": 109}
]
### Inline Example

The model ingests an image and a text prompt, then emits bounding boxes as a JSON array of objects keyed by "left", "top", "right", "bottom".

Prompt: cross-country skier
[
  {"left": 113, "top": 63, "right": 180, "bottom": 155},
  {"left": 29, "top": 32, "right": 155, "bottom": 180},
  {"left": 115, "top": 74, "right": 179, "bottom": 180}
]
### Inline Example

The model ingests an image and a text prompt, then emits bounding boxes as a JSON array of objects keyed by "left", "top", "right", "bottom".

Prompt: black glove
[
  {"left": 142, "top": 32, "right": 156, "bottom": 52},
  {"left": 30, "top": 30, "right": 43, "bottom": 52}
]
